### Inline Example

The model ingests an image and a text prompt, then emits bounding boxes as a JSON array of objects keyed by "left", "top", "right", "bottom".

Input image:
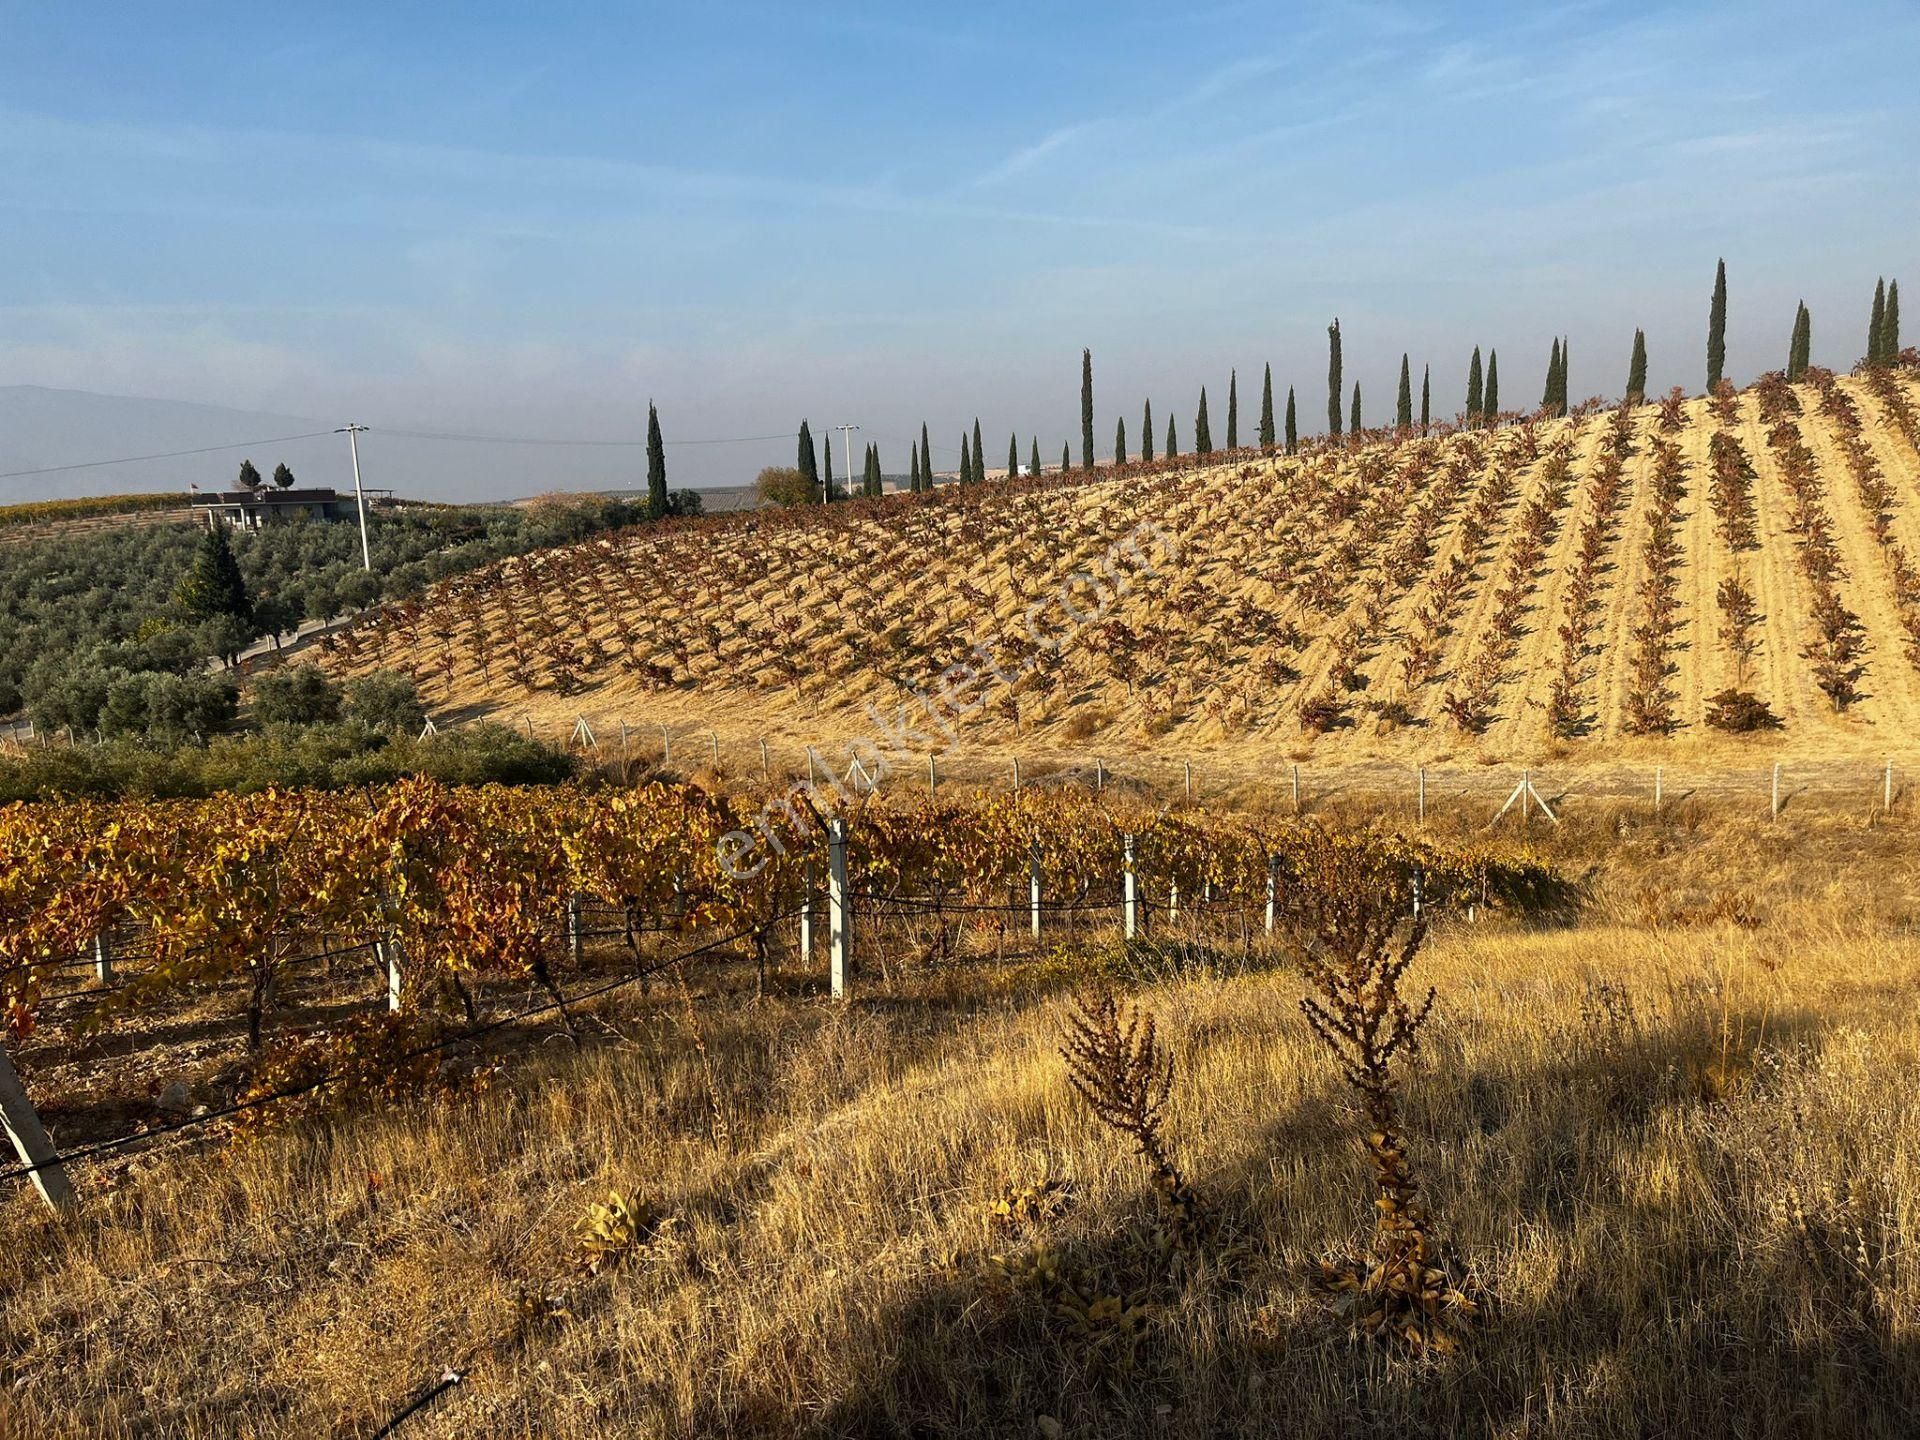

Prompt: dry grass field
[
  {"left": 4, "top": 801, "right": 1920, "bottom": 1438},
  {"left": 316, "top": 370, "right": 1920, "bottom": 786}
]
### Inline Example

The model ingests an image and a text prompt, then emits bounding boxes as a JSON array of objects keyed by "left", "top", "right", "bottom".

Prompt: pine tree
[
  {"left": 1326, "top": 319, "right": 1343, "bottom": 435},
  {"left": 1466, "top": 347, "right": 1483, "bottom": 421},
  {"left": 1226, "top": 368, "right": 1239, "bottom": 450},
  {"left": 1484, "top": 350, "right": 1500, "bottom": 424},
  {"left": 1081, "top": 348, "right": 1095, "bottom": 470},
  {"left": 1142, "top": 399, "right": 1155, "bottom": 464},
  {"left": 1195, "top": 387, "right": 1213, "bottom": 457},
  {"left": 237, "top": 458, "right": 262, "bottom": 491},
  {"left": 644, "top": 401, "right": 668, "bottom": 517},
  {"left": 1543, "top": 338, "right": 1562, "bottom": 414},
  {"left": 1708, "top": 258, "right": 1728, "bottom": 390},
  {"left": 1885, "top": 281, "right": 1901, "bottom": 360},
  {"left": 1284, "top": 386, "right": 1298, "bottom": 454},
  {"left": 1166, "top": 414, "right": 1178, "bottom": 459},
  {"left": 1788, "top": 303, "right": 1811, "bottom": 381},
  {"left": 178, "top": 520, "right": 252, "bottom": 623},
  {"left": 797, "top": 421, "right": 820, "bottom": 500},
  {"left": 1396, "top": 354, "right": 1412, "bottom": 429},
  {"left": 920, "top": 424, "right": 933, "bottom": 490},
  {"left": 1259, "top": 364, "right": 1275, "bottom": 450},
  {"left": 271, "top": 462, "right": 295, "bottom": 490},
  {"left": 1869, "top": 277, "right": 1887, "bottom": 366},
  {"left": 1420, "top": 364, "right": 1431, "bottom": 434},
  {"left": 973, "top": 419, "right": 985, "bottom": 484},
  {"left": 1628, "top": 329, "right": 1648, "bottom": 403},
  {"left": 1349, "top": 382, "right": 1361, "bottom": 434},
  {"left": 1031, "top": 437, "right": 1041, "bottom": 478}
]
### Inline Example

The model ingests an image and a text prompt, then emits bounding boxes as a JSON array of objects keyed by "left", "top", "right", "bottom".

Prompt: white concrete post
[
  {"left": 1655, "top": 766, "right": 1663, "bottom": 815},
  {"left": 1168, "top": 878, "right": 1179, "bottom": 921},
  {"left": 93, "top": 933, "right": 112, "bottom": 985},
  {"left": 1771, "top": 762, "right": 1781, "bottom": 821},
  {"left": 1029, "top": 843, "right": 1042, "bottom": 941},
  {"left": 760, "top": 738, "right": 770, "bottom": 780},
  {"left": 928, "top": 754, "right": 937, "bottom": 796},
  {"left": 384, "top": 938, "right": 404, "bottom": 1012},
  {"left": 1417, "top": 767, "right": 1427, "bottom": 825},
  {"left": 1885, "top": 758, "right": 1894, "bottom": 815},
  {"left": 567, "top": 893, "right": 582, "bottom": 966},
  {"left": 1012, "top": 757, "right": 1022, "bottom": 792},
  {"left": 0, "top": 1046, "right": 75, "bottom": 1213},
  {"left": 827, "top": 819, "right": 849, "bottom": 999},
  {"left": 1122, "top": 834, "right": 1138, "bottom": 940},
  {"left": 798, "top": 865, "right": 813, "bottom": 962},
  {"left": 1411, "top": 868, "right": 1424, "bottom": 922},
  {"left": 1265, "top": 856, "right": 1278, "bottom": 934},
  {"left": 1094, "top": 757, "right": 1104, "bottom": 793},
  {"left": 710, "top": 729, "right": 720, "bottom": 766}
]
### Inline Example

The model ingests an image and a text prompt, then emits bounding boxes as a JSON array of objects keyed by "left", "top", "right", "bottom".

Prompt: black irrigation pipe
[{"left": 0, "top": 908, "right": 800, "bottom": 1189}]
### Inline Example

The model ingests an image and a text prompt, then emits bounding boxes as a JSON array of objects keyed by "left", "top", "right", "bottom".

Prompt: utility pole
[
  {"left": 835, "top": 424, "right": 859, "bottom": 502},
  {"left": 336, "top": 423, "right": 372, "bottom": 570}
]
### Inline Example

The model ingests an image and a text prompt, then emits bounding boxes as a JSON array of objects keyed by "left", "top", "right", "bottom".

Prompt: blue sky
[{"left": 1, "top": 1, "right": 1916, "bottom": 494}]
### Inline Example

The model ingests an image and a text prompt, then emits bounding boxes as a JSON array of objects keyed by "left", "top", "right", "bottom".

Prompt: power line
[
  {"left": 0, "top": 430, "right": 337, "bottom": 482},
  {"left": 376, "top": 426, "right": 795, "bottom": 449}
]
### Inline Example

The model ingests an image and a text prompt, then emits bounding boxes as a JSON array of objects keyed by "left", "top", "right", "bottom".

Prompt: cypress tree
[
  {"left": 920, "top": 424, "right": 932, "bottom": 490},
  {"left": 178, "top": 520, "right": 252, "bottom": 623},
  {"left": 1559, "top": 337, "right": 1571, "bottom": 413},
  {"left": 909, "top": 447, "right": 921, "bottom": 493},
  {"left": 1114, "top": 416, "right": 1127, "bottom": 467},
  {"left": 1142, "top": 399, "right": 1155, "bottom": 464},
  {"left": 1166, "top": 414, "right": 1178, "bottom": 459},
  {"left": 1466, "top": 347, "right": 1483, "bottom": 421},
  {"left": 1885, "top": 281, "right": 1900, "bottom": 360},
  {"left": 1484, "top": 350, "right": 1499, "bottom": 424},
  {"left": 1284, "top": 386, "right": 1298, "bottom": 454},
  {"left": 1543, "top": 338, "right": 1562, "bottom": 414},
  {"left": 1195, "top": 387, "right": 1213, "bottom": 457},
  {"left": 1081, "top": 348, "right": 1094, "bottom": 470},
  {"left": 959, "top": 432, "right": 971, "bottom": 488},
  {"left": 823, "top": 431, "right": 836, "bottom": 501},
  {"left": 1259, "top": 364, "right": 1275, "bottom": 450},
  {"left": 797, "top": 421, "right": 819, "bottom": 499},
  {"left": 1869, "top": 277, "right": 1887, "bottom": 366},
  {"left": 1628, "top": 329, "right": 1648, "bottom": 403},
  {"left": 1008, "top": 433, "right": 1019, "bottom": 481},
  {"left": 874, "top": 444, "right": 885, "bottom": 497},
  {"left": 1031, "top": 437, "right": 1041, "bottom": 477},
  {"left": 1787, "top": 303, "right": 1810, "bottom": 380},
  {"left": 973, "top": 419, "right": 985, "bottom": 484},
  {"left": 1226, "top": 368, "right": 1239, "bottom": 450},
  {"left": 1326, "top": 319, "right": 1343, "bottom": 436},
  {"left": 237, "top": 458, "right": 262, "bottom": 491},
  {"left": 1396, "top": 354, "right": 1412, "bottom": 429},
  {"left": 1707, "top": 258, "right": 1728, "bottom": 390},
  {"left": 645, "top": 401, "right": 668, "bottom": 517},
  {"left": 1062, "top": 441, "right": 1071, "bottom": 474},
  {"left": 1349, "top": 382, "right": 1361, "bottom": 434},
  {"left": 1420, "top": 364, "right": 1431, "bottom": 434}
]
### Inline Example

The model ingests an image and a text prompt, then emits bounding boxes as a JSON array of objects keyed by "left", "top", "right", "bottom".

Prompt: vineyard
[{"left": 315, "top": 367, "right": 1920, "bottom": 774}]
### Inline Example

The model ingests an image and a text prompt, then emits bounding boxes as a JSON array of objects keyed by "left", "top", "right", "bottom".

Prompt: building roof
[{"left": 191, "top": 488, "right": 342, "bottom": 505}]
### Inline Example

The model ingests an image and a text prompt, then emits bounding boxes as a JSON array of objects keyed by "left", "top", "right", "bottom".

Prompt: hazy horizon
[{"left": 3, "top": 1, "right": 1916, "bottom": 501}]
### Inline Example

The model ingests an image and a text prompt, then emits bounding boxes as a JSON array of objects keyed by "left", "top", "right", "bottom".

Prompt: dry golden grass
[{"left": 5, "top": 819, "right": 1920, "bottom": 1436}]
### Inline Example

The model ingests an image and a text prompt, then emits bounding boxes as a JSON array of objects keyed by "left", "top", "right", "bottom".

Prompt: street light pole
[
  {"left": 335, "top": 424, "right": 372, "bottom": 570},
  {"left": 836, "top": 424, "right": 859, "bottom": 502}
]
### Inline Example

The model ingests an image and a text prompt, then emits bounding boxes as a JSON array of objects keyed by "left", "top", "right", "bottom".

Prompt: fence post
[
  {"left": 0, "top": 1046, "right": 75, "bottom": 1214},
  {"left": 1012, "top": 757, "right": 1021, "bottom": 792},
  {"left": 798, "top": 864, "right": 813, "bottom": 963},
  {"left": 1520, "top": 768, "right": 1531, "bottom": 826},
  {"left": 620, "top": 721, "right": 629, "bottom": 766},
  {"left": 1122, "top": 834, "right": 1138, "bottom": 940},
  {"left": 1184, "top": 761, "right": 1193, "bottom": 802},
  {"left": 93, "top": 933, "right": 113, "bottom": 985},
  {"left": 1029, "top": 842, "right": 1043, "bottom": 941},
  {"left": 1885, "top": 758, "right": 1895, "bottom": 815},
  {"left": 567, "top": 893, "right": 582, "bottom": 966},
  {"left": 1291, "top": 764, "right": 1300, "bottom": 813},
  {"left": 760, "top": 738, "right": 770, "bottom": 780},
  {"left": 928, "top": 754, "right": 937, "bottom": 796},
  {"left": 384, "top": 938, "right": 404, "bottom": 1012},
  {"left": 1265, "top": 856, "right": 1278, "bottom": 933},
  {"left": 1771, "top": 761, "right": 1781, "bottom": 822},
  {"left": 1417, "top": 767, "right": 1426, "bottom": 825},
  {"left": 1654, "top": 766, "right": 1663, "bottom": 816},
  {"left": 1095, "top": 758, "right": 1104, "bottom": 793},
  {"left": 1411, "top": 867, "right": 1424, "bottom": 922},
  {"left": 827, "top": 819, "right": 849, "bottom": 999}
]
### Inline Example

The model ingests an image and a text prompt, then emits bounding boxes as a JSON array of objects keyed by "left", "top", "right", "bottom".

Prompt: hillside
[{"left": 316, "top": 368, "right": 1920, "bottom": 780}]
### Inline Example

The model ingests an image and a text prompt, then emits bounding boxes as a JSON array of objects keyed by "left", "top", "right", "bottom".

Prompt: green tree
[
  {"left": 345, "top": 670, "right": 425, "bottom": 735},
  {"left": 1349, "top": 382, "right": 1361, "bottom": 434},
  {"left": 271, "top": 463, "right": 296, "bottom": 490},
  {"left": 1142, "top": 399, "right": 1155, "bottom": 463},
  {"left": 1062, "top": 441, "right": 1071, "bottom": 474},
  {"left": 1396, "top": 354, "right": 1412, "bottom": 429},
  {"left": 1285, "top": 386, "right": 1298, "bottom": 454},
  {"left": 1885, "top": 280, "right": 1901, "bottom": 359},
  {"left": 1628, "top": 328, "right": 1649, "bottom": 402},
  {"left": 1030, "top": 437, "right": 1041, "bottom": 477},
  {"left": 1226, "top": 368, "right": 1239, "bottom": 450},
  {"left": 1166, "top": 414, "right": 1178, "bottom": 459},
  {"left": 1708, "top": 258, "right": 1728, "bottom": 390},
  {"left": 1420, "top": 364, "right": 1431, "bottom": 434},
  {"left": 236, "top": 459, "right": 262, "bottom": 491},
  {"left": 1869, "top": 277, "right": 1887, "bottom": 365},
  {"left": 797, "top": 421, "right": 820, "bottom": 500},
  {"left": 973, "top": 418, "right": 985, "bottom": 484},
  {"left": 908, "top": 447, "right": 921, "bottom": 492},
  {"left": 960, "top": 432, "right": 972, "bottom": 488},
  {"left": 1326, "top": 319, "right": 1344, "bottom": 435},
  {"left": 1560, "top": 337, "right": 1571, "bottom": 412},
  {"left": 823, "top": 431, "right": 836, "bottom": 501},
  {"left": 920, "top": 424, "right": 933, "bottom": 490},
  {"left": 646, "top": 401, "right": 668, "bottom": 517},
  {"left": 1787, "top": 303, "right": 1811, "bottom": 380},
  {"left": 177, "top": 521, "right": 252, "bottom": 625},
  {"left": 1114, "top": 415, "right": 1127, "bottom": 467},
  {"left": 1484, "top": 350, "right": 1500, "bottom": 424},
  {"left": 1543, "top": 338, "right": 1562, "bottom": 414},
  {"left": 1008, "top": 432, "right": 1019, "bottom": 481},
  {"left": 1195, "top": 387, "right": 1213, "bottom": 457},
  {"left": 1259, "top": 364, "right": 1275, "bottom": 450},
  {"left": 1081, "top": 348, "right": 1095, "bottom": 470},
  {"left": 1466, "top": 347, "right": 1484, "bottom": 421},
  {"left": 252, "top": 664, "right": 341, "bottom": 726}
]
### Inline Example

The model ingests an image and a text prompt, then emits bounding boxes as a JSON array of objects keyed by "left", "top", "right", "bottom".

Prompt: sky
[{"left": 1, "top": 0, "right": 1916, "bottom": 498}]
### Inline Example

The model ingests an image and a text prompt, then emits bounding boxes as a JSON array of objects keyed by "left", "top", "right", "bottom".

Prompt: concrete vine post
[
  {"left": 827, "top": 819, "right": 849, "bottom": 999},
  {"left": 0, "top": 1047, "right": 74, "bottom": 1214}
]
